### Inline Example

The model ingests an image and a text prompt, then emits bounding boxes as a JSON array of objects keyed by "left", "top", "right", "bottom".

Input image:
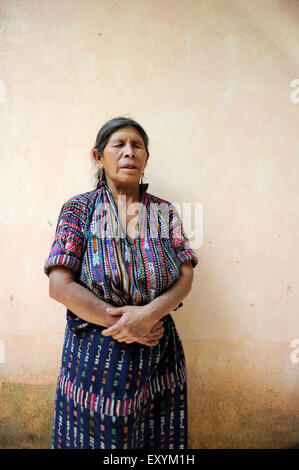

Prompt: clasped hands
[{"left": 101, "top": 305, "right": 165, "bottom": 347}]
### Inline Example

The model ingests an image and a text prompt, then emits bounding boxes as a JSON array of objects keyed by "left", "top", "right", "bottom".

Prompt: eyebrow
[{"left": 111, "top": 137, "right": 143, "bottom": 145}]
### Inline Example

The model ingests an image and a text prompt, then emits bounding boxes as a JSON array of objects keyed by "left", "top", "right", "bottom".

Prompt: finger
[
  {"left": 148, "top": 331, "right": 164, "bottom": 340},
  {"left": 152, "top": 324, "right": 164, "bottom": 331},
  {"left": 114, "top": 335, "right": 132, "bottom": 342},
  {"left": 152, "top": 320, "right": 164, "bottom": 328},
  {"left": 141, "top": 340, "right": 158, "bottom": 346},
  {"left": 113, "top": 336, "right": 127, "bottom": 342},
  {"left": 102, "top": 326, "right": 123, "bottom": 336},
  {"left": 141, "top": 334, "right": 161, "bottom": 343},
  {"left": 106, "top": 307, "right": 124, "bottom": 315},
  {"left": 147, "top": 335, "right": 162, "bottom": 342},
  {"left": 150, "top": 326, "right": 164, "bottom": 335},
  {"left": 150, "top": 330, "right": 163, "bottom": 337}
]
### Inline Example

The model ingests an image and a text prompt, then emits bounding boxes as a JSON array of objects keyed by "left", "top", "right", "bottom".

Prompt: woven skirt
[{"left": 51, "top": 314, "right": 188, "bottom": 449}]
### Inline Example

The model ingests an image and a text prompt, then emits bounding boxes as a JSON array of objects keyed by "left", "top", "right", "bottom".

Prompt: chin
[{"left": 120, "top": 175, "right": 139, "bottom": 183}]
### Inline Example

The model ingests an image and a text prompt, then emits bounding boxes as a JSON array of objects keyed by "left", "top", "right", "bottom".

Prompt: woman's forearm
[
  {"left": 49, "top": 260, "right": 194, "bottom": 331},
  {"left": 50, "top": 272, "right": 164, "bottom": 346},
  {"left": 144, "top": 261, "right": 194, "bottom": 322},
  {"left": 51, "top": 279, "right": 119, "bottom": 328}
]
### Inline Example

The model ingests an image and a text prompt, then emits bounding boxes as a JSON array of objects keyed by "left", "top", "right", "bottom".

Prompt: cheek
[
  {"left": 104, "top": 161, "right": 116, "bottom": 174},
  {"left": 102, "top": 151, "right": 118, "bottom": 173},
  {"left": 142, "top": 155, "right": 149, "bottom": 168}
]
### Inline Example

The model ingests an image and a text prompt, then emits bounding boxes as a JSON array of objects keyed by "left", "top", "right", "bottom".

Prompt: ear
[{"left": 93, "top": 148, "right": 104, "bottom": 170}]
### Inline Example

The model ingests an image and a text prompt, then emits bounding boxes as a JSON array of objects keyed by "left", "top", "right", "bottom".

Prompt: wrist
[{"left": 142, "top": 301, "right": 166, "bottom": 323}]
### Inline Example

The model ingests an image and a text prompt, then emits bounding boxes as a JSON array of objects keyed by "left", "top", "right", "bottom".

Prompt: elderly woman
[{"left": 44, "top": 116, "right": 198, "bottom": 449}]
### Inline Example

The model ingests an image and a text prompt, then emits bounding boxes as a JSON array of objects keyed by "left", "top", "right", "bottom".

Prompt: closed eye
[{"left": 113, "top": 142, "right": 143, "bottom": 148}]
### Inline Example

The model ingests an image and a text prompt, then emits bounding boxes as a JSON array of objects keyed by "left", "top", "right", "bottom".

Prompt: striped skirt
[{"left": 51, "top": 314, "right": 188, "bottom": 449}]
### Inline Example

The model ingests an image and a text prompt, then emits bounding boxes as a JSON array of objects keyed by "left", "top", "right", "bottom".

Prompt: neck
[{"left": 105, "top": 176, "right": 141, "bottom": 206}]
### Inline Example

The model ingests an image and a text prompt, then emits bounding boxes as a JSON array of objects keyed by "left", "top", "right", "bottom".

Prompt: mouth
[{"left": 120, "top": 165, "right": 138, "bottom": 171}]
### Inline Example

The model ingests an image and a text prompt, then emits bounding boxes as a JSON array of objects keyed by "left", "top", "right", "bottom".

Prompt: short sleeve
[
  {"left": 43, "top": 196, "right": 89, "bottom": 277},
  {"left": 169, "top": 204, "right": 199, "bottom": 268}
]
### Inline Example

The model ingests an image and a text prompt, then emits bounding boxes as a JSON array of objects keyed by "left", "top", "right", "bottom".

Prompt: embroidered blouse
[{"left": 44, "top": 179, "right": 198, "bottom": 328}]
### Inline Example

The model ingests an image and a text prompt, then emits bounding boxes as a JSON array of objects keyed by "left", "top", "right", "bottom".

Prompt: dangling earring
[
  {"left": 100, "top": 168, "right": 106, "bottom": 182},
  {"left": 141, "top": 171, "right": 144, "bottom": 184}
]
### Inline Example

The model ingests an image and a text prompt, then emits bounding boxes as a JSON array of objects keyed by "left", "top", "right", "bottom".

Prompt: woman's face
[{"left": 94, "top": 126, "right": 149, "bottom": 186}]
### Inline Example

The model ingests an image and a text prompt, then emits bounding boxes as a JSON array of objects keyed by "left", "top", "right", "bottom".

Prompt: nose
[{"left": 123, "top": 142, "right": 135, "bottom": 158}]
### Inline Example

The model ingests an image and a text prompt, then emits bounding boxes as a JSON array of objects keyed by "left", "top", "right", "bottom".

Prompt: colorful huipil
[{"left": 44, "top": 178, "right": 198, "bottom": 449}]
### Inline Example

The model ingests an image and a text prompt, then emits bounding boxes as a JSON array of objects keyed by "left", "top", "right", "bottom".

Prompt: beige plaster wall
[{"left": 0, "top": 0, "right": 298, "bottom": 448}]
